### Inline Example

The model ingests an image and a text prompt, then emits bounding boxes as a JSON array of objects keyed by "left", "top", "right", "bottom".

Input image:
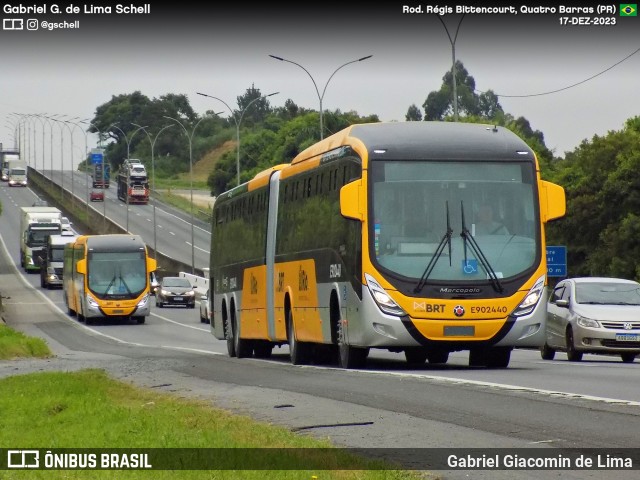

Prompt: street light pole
[
  {"left": 132, "top": 123, "right": 174, "bottom": 259},
  {"left": 163, "top": 114, "right": 210, "bottom": 275},
  {"left": 43, "top": 115, "right": 61, "bottom": 180},
  {"left": 61, "top": 116, "right": 81, "bottom": 208},
  {"left": 269, "top": 54, "right": 372, "bottom": 139},
  {"left": 437, "top": 14, "right": 465, "bottom": 121},
  {"left": 48, "top": 117, "right": 68, "bottom": 202},
  {"left": 196, "top": 91, "right": 278, "bottom": 186}
]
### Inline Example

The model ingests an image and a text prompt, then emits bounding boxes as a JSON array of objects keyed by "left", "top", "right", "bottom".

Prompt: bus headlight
[
  {"left": 365, "top": 273, "right": 406, "bottom": 316},
  {"left": 86, "top": 294, "right": 99, "bottom": 308},
  {"left": 137, "top": 293, "right": 150, "bottom": 308},
  {"left": 512, "top": 274, "right": 546, "bottom": 317}
]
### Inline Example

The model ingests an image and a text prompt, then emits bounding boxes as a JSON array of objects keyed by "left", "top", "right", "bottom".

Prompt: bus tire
[
  {"left": 404, "top": 348, "right": 428, "bottom": 365},
  {"left": 232, "top": 312, "right": 252, "bottom": 359},
  {"left": 484, "top": 347, "right": 511, "bottom": 368},
  {"left": 337, "top": 320, "right": 368, "bottom": 369},
  {"left": 469, "top": 348, "right": 485, "bottom": 367},
  {"left": 135, "top": 316, "right": 145, "bottom": 324},
  {"left": 225, "top": 318, "right": 236, "bottom": 358},
  {"left": 288, "top": 310, "right": 310, "bottom": 365}
]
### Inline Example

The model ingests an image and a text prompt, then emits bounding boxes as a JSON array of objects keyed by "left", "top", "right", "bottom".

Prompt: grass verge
[
  {"left": 0, "top": 323, "right": 52, "bottom": 360},
  {"left": 0, "top": 369, "right": 427, "bottom": 479}
]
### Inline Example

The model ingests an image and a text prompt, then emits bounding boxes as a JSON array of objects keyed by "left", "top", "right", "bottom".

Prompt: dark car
[{"left": 155, "top": 276, "right": 196, "bottom": 308}]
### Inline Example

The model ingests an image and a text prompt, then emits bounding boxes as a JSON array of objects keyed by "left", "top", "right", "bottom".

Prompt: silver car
[
  {"left": 199, "top": 289, "right": 210, "bottom": 324},
  {"left": 542, "top": 277, "right": 640, "bottom": 363}
]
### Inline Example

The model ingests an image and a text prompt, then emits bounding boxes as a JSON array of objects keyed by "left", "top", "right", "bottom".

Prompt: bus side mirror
[
  {"left": 340, "top": 179, "right": 364, "bottom": 221},
  {"left": 540, "top": 180, "right": 566, "bottom": 222},
  {"left": 76, "top": 259, "right": 86, "bottom": 275}
]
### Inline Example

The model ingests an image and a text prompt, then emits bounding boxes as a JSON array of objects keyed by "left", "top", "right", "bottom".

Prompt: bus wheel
[
  {"left": 484, "top": 347, "right": 512, "bottom": 368},
  {"left": 337, "top": 320, "right": 368, "bottom": 369},
  {"left": 404, "top": 348, "right": 428, "bottom": 365},
  {"left": 233, "top": 314, "right": 252, "bottom": 358},
  {"left": 225, "top": 318, "right": 236, "bottom": 358},
  {"left": 469, "top": 348, "right": 485, "bottom": 367},
  {"left": 135, "top": 316, "right": 145, "bottom": 324},
  {"left": 253, "top": 341, "right": 273, "bottom": 359},
  {"left": 287, "top": 310, "right": 310, "bottom": 365}
]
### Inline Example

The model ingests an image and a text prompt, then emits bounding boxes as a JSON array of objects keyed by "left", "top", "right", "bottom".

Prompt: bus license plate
[
  {"left": 174, "top": 297, "right": 183, "bottom": 301},
  {"left": 616, "top": 333, "right": 638, "bottom": 342}
]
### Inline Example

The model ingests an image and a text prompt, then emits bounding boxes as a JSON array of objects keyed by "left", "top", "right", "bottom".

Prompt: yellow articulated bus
[
  {"left": 210, "top": 121, "right": 566, "bottom": 368},
  {"left": 63, "top": 234, "right": 156, "bottom": 325}
]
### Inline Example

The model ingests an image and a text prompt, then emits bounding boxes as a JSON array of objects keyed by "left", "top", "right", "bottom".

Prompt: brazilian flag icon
[{"left": 620, "top": 4, "right": 637, "bottom": 15}]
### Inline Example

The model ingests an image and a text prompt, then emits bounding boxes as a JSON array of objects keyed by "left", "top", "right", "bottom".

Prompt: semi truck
[
  {"left": 20, "top": 206, "right": 63, "bottom": 272},
  {"left": 40, "top": 231, "right": 78, "bottom": 289},
  {"left": 92, "top": 162, "right": 111, "bottom": 188},
  {"left": 117, "top": 161, "right": 149, "bottom": 204}
]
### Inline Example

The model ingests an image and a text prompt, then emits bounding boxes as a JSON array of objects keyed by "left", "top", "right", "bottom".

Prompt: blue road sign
[
  {"left": 90, "top": 148, "right": 104, "bottom": 165},
  {"left": 547, "top": 245, "right": 567, "bottom": 277}
]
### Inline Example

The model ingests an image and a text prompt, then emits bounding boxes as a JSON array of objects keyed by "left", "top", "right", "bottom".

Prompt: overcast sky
[{"left": 1, "top": 2, "right": 638, "bottom": 161}]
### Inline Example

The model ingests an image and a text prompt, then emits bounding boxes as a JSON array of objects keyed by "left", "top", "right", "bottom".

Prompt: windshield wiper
[
  {"left": 414, "top": 202, "right": 453, "bottom": 294},
  {"left": 119, "top": 277, "right": 132, "bottom": 295},
  {"left": 460, "top": 201, "right": 504, "bottom": 293},
  {"left": 104, "top": 274, "right": 117, "bottom": 295}
]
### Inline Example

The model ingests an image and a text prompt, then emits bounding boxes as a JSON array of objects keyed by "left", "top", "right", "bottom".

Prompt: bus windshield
[
  {"left": 87, "top": 251, "right": 147, "bottom": 299},
  {"left": 370, "top": 160, "right": 539, "bottom": 282}
]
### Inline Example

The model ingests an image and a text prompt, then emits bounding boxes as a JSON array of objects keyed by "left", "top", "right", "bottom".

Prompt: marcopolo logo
[{"left": 8, "top": 450, "right": 39, "bottom": 469}]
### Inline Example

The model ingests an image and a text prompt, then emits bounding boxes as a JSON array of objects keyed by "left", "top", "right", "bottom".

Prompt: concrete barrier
[
  {"left": 27, "top": 167, "right": 204, "bottom": 277},
  {"left": 179, "top": 272, "right": 209, "bottom": 292}
]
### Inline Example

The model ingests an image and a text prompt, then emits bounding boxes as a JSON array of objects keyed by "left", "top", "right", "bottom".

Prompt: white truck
[
  {"left": 1, "top": 149, "right": 20, "bottom": 181},
  {"left": 20, "top": 206, "right": 63, "bottom": 272},
  {"left": 40, "top": 231, "right": 78, "bottom": 288},
  {"left": 7, "top": 159, "right": 27, "bottom": 187}
]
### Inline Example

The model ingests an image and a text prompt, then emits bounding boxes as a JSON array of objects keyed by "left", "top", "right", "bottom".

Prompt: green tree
[
  {"left": 88, "top": 91, "right": 198, "bottom": 172},
  {"left": 421, "top": 61, "right": 503, "bottom": 121},
  {"left": 546, "top": 116, "right": 640, "bottom": 278},
  {"left": 235, "top": 84, "right": 274, "bottom": 126},
  {"left": 405, "top": 104, "right": 423, "bottom": 121}
]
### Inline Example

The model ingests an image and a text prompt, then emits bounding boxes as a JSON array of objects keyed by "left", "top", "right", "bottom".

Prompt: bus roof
[
  {"left": 74, "top": 234, "right": 147, "bottom": 251},
  {"left": 291, "top": 121, "right": 535, "bottom": 165}
]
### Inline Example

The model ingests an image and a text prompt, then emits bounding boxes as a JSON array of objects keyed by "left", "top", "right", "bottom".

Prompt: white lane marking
[
  {"left": 185, "top": 241, "right": 209, "bottom": 254},
  {"left": 0, "top": 231, "right": 215, "bottom": 355},
  {"left": 152, "top": 312, "right": 209, "bottom": 332}
]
